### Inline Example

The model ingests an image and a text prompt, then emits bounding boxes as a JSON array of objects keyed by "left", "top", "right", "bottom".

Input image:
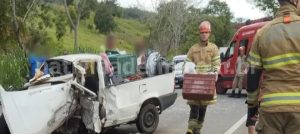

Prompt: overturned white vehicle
[{"left": 0, "top": 54, "right": 177, "bottom": 134}]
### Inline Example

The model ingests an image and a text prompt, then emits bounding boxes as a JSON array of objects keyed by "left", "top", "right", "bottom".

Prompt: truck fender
[{"left": 140, "top": 98, "right": 161, "bottom": 114}]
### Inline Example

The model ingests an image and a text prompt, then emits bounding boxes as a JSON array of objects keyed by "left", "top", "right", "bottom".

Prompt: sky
[{"left": 117, "top": 0, "right": 266, "bottom": 20}]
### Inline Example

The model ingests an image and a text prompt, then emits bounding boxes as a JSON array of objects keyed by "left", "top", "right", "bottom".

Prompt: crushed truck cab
[{"left": 0, "top": 54, "right": 177, "bottom": 134}]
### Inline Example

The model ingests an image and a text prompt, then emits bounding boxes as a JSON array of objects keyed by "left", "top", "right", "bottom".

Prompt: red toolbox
[{"left": 182, "top": 74, "right": 216, "bottom": 101}]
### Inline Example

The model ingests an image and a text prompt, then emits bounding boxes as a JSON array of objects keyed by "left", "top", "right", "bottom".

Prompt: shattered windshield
[{"left": 42, "top": 59, "right": 74, "bottom": 77}]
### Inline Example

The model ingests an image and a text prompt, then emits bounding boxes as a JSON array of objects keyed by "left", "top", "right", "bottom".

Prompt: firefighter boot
[
  {"left": 187, "top": 119, "right": 197, "bottom": 134},
  {"left": 195, "top": 121, "right": 204, "bottom": 134},
  {"left": 228, "top": 90, "right": 235, "bottom": 98},
  {"left": 195, "top": 129, "right": 201, "bottom": 134},
  {"left": 235, "top": 91, "right": 241, "bottom": 98},
  {"left": 186, "top": 129, "right": 196, "bottom": 134}
]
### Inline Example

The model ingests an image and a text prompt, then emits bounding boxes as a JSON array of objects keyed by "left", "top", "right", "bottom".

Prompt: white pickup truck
[{"left": 0, "top": 54, "right": 177, "bottom": 134}]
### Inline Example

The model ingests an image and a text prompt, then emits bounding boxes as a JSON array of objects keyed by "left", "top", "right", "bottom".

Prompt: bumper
[
  {"left": 158, "top": 92, "right": 178, "bottom": 114},
  {"left": 175, "top": 77, "right": 183, "bottom": 85}
]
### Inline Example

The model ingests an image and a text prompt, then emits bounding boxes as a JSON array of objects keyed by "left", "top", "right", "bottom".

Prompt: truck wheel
[
  {"left": 136, "top": 104, "right": 159, "bottom": 134},
  {"left": 216, "top": 77, "right": 228, "bottom": 94},
  {"left": 0, "top": 114, "right": 10, "bottom": 134}
]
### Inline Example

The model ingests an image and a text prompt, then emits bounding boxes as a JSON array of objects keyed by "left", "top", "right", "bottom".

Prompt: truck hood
[
  {"left": 24, "top": 74, "right": 73, "bottom": 88},
  {"left": 0, "top": 82, "right": 75, "bottom": 134}
]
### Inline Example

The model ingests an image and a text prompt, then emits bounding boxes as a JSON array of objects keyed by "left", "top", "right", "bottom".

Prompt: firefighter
[
  {"left": 229, "top": 46, "right": 247, "bottom": 98},
  {"left": 246, "top": 0, "right": 300, "bottom": 133},
  {"left": 183, "top": 21, "right": 220, "bottom": 134}
]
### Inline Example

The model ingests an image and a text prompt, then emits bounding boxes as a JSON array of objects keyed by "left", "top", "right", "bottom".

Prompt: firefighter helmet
[{"left": 199, "top": 21, "right": 211, "bottom": 33}]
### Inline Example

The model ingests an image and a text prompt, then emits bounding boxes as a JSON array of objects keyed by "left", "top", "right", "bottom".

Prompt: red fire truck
[{"left": 216, "top": 21, "right": 269, "bottom": 94}]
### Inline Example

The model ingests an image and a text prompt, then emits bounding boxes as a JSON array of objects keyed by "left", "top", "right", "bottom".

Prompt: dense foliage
[
  {"left": 94, "top": 0, "right": 122, "bottom": 34},
  {"left": 246, "top": 0, "right": 279, "bottom": 16}
]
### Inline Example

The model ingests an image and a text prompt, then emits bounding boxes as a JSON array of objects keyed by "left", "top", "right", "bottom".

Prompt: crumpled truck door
[{"left": 0, "top": 82, "right": 75, "bottom": 134}]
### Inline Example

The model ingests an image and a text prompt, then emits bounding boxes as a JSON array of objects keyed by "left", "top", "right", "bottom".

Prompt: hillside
[
  {"left": 45, "top": 8, "right": 150, "bottom": 54},
  {"left": 122, "top": 7, "right": 156, "bottom": 22}
]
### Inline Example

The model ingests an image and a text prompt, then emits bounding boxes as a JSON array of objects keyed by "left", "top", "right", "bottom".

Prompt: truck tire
[
  {"left": 216, "top": 77, "right": 228, "bottom": 94},
  {"left": 136, "top": 104, "right": 159, "bottom": 134},
  {"left": 0, "top": 114, "right": 10, "bottom": 134}
]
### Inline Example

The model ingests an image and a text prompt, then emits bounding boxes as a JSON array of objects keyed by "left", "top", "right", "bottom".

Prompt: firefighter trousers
[
  {"left": 188, "top": 105, "right": 207, "bottom": 132},
  {"left": 256, "top": 111, "right": 300, "bottom": 134},
  {"left": 232, "top": 75, "right": 244, "bottom": 92}
]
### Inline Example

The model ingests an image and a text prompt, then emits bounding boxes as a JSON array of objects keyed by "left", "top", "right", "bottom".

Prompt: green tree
[
  {"left": 10, "top": 0, "right": 40, "bottom": 52},
  {"left": 246, "top": 0, "right": 279, "bottom": 16},
  {"left": 67, "top": 5, "right": 76, "bottom": 33},
  {"left": 147, "top": 0, "right": 193, "bottom": 56},
  {"left": 203, "top": 0, "right": 233, "bottom": 19},
  {"left": 203, "top": 0, "right": 234, "bottom": 47},
  {"left": 234, "top": 17, "right": 248, "bottom": 23},
  {"left": 55, "top": 10, "right": 68, "bottom": 40},
  {"left": 67, "top": 0, "right": 74, "bottom": 5},
  {"left": 177, "top": 7, "right": 205, "bottom": 54},
  {"left": 62, "top": 0, "right": 94, "bottom": 53},
  {"left": 122, "top": 7, "right": 155, "bottom": 22},
  {"left": 0, "top": 0, "right": 16, "bottom": 52},
  {"left": 9, "top": 0, "right": 60, "bottom": 52},
  {"left": 26, "top": 3, "right": 54, "bottom": 47},
  {"left": 0, "top": 0, "right": 67, "bottom": 53},
  {"left": 94, "top": 0, "right": 122, "bottom": 34},
  {"left": 178, "top": 0, "right": 234, "bottom": 55},
  {"left": 80, "top": 0, "right": 98, "bottom": 19},
  {"left": 94, "top": 7, "right": 116, "bottom": 34},
  {"left": 245, "top": 19, "right": 251, "bottom": 25},
  {"left": 68, "top": 0, "right": 98, "bottom": 33}
]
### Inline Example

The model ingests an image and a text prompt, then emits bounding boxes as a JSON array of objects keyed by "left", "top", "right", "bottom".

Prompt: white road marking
[{"left": 224, "top": 114, "right": 247, "bottom": 134}]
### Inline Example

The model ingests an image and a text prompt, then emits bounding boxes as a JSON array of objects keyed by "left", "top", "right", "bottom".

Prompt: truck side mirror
[{"left": 220, "top": 52, "right": 224, "bottom": 61}]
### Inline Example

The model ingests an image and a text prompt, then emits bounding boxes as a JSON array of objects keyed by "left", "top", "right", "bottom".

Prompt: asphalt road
[
  {"left": 105, "top": 88, "right": 250, "bottom": 134},
  {"left": 0, "top": 88, "right": 251, "bottom": 134}
]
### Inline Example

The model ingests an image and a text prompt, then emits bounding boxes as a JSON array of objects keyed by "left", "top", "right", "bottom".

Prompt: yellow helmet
[{"left": 100, "top": 45, "right": 106, "bottom": 53}]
